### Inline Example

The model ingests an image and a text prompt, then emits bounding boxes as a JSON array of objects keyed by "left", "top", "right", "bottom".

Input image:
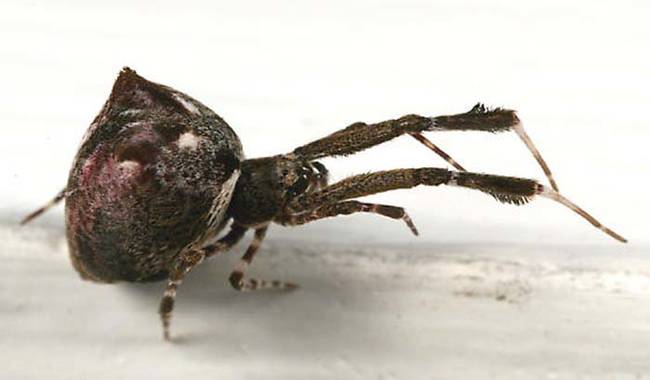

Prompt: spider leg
[
  {"left": 159, "top": 249, "right": 205, "bottom": 341},
  {"left": 409, "top": 132, "right": 466, "bottom": 171},
  {"left": 158, "top": 223, "right": 247, "bottom": 341},
  {"left": 229, "top": 226, "right": 298, "bottom": 291},
  {"left": 291, "top": 103, "right": 558, "bottom": 191},
  {"left": 290, "top": 168, "right": 626, "bottom": 243},
  {"left": 202, "top": 222, "right": 248, "bottom": 257},
  {"left": 277, "top": 200, "right": 419, "bottom": 236},
  {"left": 20, "top": 188, "right": 66, "bottom": 225}
]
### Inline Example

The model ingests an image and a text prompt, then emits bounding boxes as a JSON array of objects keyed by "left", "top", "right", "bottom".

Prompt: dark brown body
[{"left": 65, "top": 69, "right": 243, "bottom": 283}]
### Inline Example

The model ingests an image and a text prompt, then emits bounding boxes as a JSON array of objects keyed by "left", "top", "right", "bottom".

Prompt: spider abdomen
[{"left": 64, "top": 68, "right": 243, "bottom": 283}]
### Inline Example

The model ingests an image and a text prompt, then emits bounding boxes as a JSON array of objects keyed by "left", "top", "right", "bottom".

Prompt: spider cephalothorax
[
  {"left": 23, "top": 68, "right": 626, "bottom": 341},
  {"left": 228, "top": 156, "right": 329, "bottom": 227}
]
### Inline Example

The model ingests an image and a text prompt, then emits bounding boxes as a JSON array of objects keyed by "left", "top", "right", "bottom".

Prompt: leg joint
[{"left": 229, "top": 271, "right": 244, "bottom": 290}]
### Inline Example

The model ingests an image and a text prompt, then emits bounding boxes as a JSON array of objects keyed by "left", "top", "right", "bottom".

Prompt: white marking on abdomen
[
  {"left": 118, "top": 160, "right": 140, "bottom": 172},
  {"left": 120, "top": 109, "right": 143, "bottom": 116},
  {"left": 176, "top": 132, "right": 201, "bottom": 150},
  {"left": 173, "top": 93, "right": 200, "bottom": 115}
]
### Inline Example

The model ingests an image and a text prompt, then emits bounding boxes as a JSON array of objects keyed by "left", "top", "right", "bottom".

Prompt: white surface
[
  {"left": 1, "top": 1, "right": 649, "bottom": 379},
  {"left": 1, "top": 223, "right": 648, "bottom": 379}
]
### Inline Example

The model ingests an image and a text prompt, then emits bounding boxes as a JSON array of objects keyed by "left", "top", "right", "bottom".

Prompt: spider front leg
[
  {"left": 277, "top": 200, "right": 419, "bottom": 236},
  {"left": 228, "top": 226, "right": 298, "bottom": 292},
  {"left": 292, "top": 103, "right": 558, "bottom": 191},
  {"left": 290, "top": 168, "right": 625, "bottom": 243}
]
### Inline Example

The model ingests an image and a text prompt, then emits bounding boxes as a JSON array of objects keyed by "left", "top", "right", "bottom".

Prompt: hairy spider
[{"left": 23, "top": 68, "right": 626, "bottom": 340}]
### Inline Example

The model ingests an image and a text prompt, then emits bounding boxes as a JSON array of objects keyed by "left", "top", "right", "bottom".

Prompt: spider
[{"left": 22, "top": 68, "right": 626, "bottom": 340}]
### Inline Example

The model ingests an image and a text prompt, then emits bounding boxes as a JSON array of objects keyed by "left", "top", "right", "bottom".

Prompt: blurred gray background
[{"left": 1, "top": 1, "right": 648, "bottom": 379}]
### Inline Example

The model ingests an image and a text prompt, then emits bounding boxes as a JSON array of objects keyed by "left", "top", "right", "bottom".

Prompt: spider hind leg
[{"left": 21, "top": 189, "right": 66, "bottom": 225}]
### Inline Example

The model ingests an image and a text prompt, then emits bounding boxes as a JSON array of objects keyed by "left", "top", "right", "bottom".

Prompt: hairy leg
[
  {"left": 291, "top": 103, "right": 558, "bottom": 190},
  {"left": 277, "top": 200, "right": 418, "bottom": 235},
  {"left": 229, "top": 226, "right": 297, "bottom": 291},
  {"left": 289, "top": 168, "right": 625, "bottom": 242}
]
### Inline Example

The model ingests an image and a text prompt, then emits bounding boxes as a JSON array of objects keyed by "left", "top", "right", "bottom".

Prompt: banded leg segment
[
  {"left": 202, "top": 223, "right": 248, "bottom": 257},
  {"left": 21, "top": 189, "right": 66, "bottom": 225},
  {"left": 159, "top": 249, "right": 206, "bottom": 341},
  {"left": 290, "top": 168, "right": 625, "bottom": 242},
  {"left": 278, "top": 200, "right": 419, "bottom": 236},
  {"left": 159, "top": 223, "right": 248, "bottom": 341},
  {"left": 229, "top": 226, "right": 297, "bottom": 291}
]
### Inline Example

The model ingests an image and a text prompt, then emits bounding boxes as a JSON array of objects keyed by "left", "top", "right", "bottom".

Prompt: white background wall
[
  {"left": 2, "top": 0, "right": 647, "bottom": 245},
  {"left": 1, "top": 1, "right": 649, "bottom": 379}
]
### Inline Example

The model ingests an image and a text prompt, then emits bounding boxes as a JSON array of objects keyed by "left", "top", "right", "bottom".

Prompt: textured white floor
[
  {"left": 2, "top": 0, "right": 650, "bottom": 379},
  {"left": 2, "top": 219, "right": 649, "bottom": 379}
]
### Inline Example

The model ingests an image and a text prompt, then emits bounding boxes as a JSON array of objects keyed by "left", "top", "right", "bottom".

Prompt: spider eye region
[{"left": 287, "top": 166, "right": 312, "bottom": 197}]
